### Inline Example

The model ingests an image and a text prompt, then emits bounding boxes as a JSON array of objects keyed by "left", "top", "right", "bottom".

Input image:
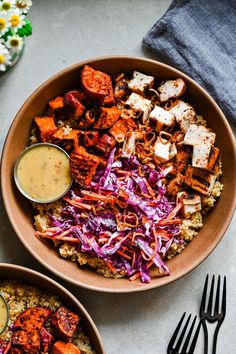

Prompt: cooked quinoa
[{"left": 0, "top": 280, "right": 95, "bottom": 354}]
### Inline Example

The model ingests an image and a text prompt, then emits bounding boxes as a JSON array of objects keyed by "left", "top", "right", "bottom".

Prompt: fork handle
[
  {"left": 212, "top": 322, "right": 222, "bottom": 354},
  {"left": 202, "top": 319, "right": 208, "bottom": 354}
]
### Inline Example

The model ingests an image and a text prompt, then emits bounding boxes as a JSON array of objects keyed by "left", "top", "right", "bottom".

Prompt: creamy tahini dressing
[
  {"left": 16, "top": 145, "right": 72, "bottom": 202},
  {"left": 0, "top": 295, "right": 8, "bottom": 333}
]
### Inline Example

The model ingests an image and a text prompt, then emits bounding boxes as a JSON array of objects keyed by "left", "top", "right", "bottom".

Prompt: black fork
[
  {"left": 167, "top": 312, "right": 202, "bottom": 354},
  {"left": 200, "top": 275, "right": 227, "bottom": 354}
]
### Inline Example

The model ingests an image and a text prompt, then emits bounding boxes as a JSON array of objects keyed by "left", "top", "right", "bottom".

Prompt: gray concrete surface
[{"left": 0, "top": 1, "right": 235, "bottom": 353}]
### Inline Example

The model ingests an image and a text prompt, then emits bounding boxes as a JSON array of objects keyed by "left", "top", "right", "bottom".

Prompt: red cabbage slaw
[{"left": 36, "top": 148, "right": 183, "bottom": 283}]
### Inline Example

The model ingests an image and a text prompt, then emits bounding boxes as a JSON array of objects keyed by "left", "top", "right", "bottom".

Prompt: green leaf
[
  {"left": 17, "top": 19, "right": 33, "bottom": 37},
  {"left": 2, "top": 28, "right": 14, "bottom": 41}
]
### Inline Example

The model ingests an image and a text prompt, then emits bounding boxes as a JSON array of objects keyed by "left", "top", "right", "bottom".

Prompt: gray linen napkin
[{"left": 143, "top": 0, "right": 236, "bottom": 121}]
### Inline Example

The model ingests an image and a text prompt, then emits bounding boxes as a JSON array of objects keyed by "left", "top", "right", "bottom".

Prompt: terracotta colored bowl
[
  {"left": 0, "top": 263, "right": 105, "bottom": 353},
  {"left": 1, "top": 56, "right": 236, "bottom": 293}
]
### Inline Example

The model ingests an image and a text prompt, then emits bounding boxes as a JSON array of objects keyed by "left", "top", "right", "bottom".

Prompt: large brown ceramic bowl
[
  {"left": 0, "top": 263, "right": 105, "bottom": 353},
  {"left": 1, "top": 56, "right": 236, "bottom": 292}
]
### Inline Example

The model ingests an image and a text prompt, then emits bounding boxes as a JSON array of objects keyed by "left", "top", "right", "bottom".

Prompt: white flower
[
  {"left": 0, "top": 12, "right": 10, "bottom": 35},
  {"left": 5, "top": 34, "right": 23, "bottom": 53},
  {"left": 0, "top": 43, "right": 12, "bottom": 71},
  {"left": 0, "top": 1, "right": 16, "bottom": 12},
  {"left": 8, "top": 8, "right": 25, "bottom": 30},
  {"left": 16, "top": 0, "right": 32, "bottom": 13}
]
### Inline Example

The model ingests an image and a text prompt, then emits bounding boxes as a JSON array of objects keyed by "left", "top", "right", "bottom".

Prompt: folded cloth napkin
[{"left": 143, "top": 0, "right": 236, "bottom": 122}]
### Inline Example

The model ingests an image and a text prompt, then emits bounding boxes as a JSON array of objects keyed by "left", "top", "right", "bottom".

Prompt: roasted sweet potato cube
[
  {"left": 40, "top": 327, "right": 54, "bottom": 353},
  {"left": 81, "top": 65, "right": 114, "bottom": 105},
  {"left": 51, "top": 342, "right": 81, "bottom": 354},
  {"left": 70, "top": 147, "right": 100, "bottom": 187},
  {"left": 109, "top": 118, "right": 136, "bottom": 143},
  {"left": 11, "top": 330, "right": 40, "bottom": 354},
  {"left": 34, "top": 117, "right": 57, "bottom": 142},
  {"left": 53, "top": 127, "right": 80, "bottom": 146},
  {"left": 96, "top": 134, "right": 116, "bottom": 156},
  {"left": 64, "top": 92, "right": 85, "bottom": 120},
  {"left": 48, "top": 97, "right": 64, "bottom": 116},
  {"left": 94, "top": 106, "right": 121, "bottom": 129},
  {"left": 51, "top": 306, "right": 79, "bottom": 341},
  {"left": 0, "top": 340, "right": 11, "bottom": 354},
  {"left": 14, "top": 306, "right": 51, "bottom": 332}
]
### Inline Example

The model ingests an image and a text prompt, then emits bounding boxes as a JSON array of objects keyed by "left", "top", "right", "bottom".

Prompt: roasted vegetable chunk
[
  {"left": 0, "top": 340, "right": 11, "bottom": 354},
  {"left": 83, "top": 131, "right": 99, "bottom": 147},
  {"left": 66, "top": 90, "right": 87, "bottom": 102},
  {"left": 51, "top": 306, "right": 79, "bottom": 341},
  {"left": 40, "top": 327, "right": 54, "bottom": 353},
  {"left": 34, "top": 117, "right": 57, "bottom": 142},
  {"left": 114, "top": 75, "right": 129, "bottom": 99},
  {"left": 70, "top": 146, "right": 100, "bottom": 187},
  {"left": 96, "top": 134, "right": 116, "bottom": 156},
  {"left": 14, "top": 306, "right": 51, "bottom": 332},
  {"left": 11, "top": 330, "right": 40, "bottom": 354},
  {"left": 81, "top": 65, "right": 114, "bottom": 105},
  {"left": 64, "top": 92, "right": 85, "bottom": 120},
  {"left": 47, "top": 97, "right": 64, "bottom": 116},
  {"left": 94, "top": 106, "right": 121, "bottom": 129},
  {"left": 53, "top": 127, "right": 80, "bottom": 147},
  {"left": 51, "top": 341, "right": 81, "bottom": 354},
  {"left": 109, "top": 118, "right": 136, "bottom": 143}
]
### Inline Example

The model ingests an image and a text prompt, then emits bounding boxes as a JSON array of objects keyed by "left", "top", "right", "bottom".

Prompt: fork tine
[
  {"left": 181, "top": 316, "right": 197, "bottom": 352},
  {"left": 207, "top": 275, "right": 215, "bottom": 315},
  {"left": 167, "top": 312, "right": 186, "bottom": 351},
  {"left": 200, "top": 274, "right": 208, "bottom": 315},
  {"left": 174, "top": 314, "right": 192, "bottom": 352},
  {"left": 221, "top": 276, "right": 226, "bottom": 316},
  {"left": 214, "top": 275, "right": 220, "bottom": 314},
  {"left": 188, "top": 319, "right": 202, "bottom": 354}
]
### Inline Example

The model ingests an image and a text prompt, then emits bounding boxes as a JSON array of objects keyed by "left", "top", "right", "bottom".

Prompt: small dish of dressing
[
  {"left": 14, "top": 143, "right": 73, "bottom": 203},
  {"left": 0, "top": 292, "right": 9, "bottom": 334}
]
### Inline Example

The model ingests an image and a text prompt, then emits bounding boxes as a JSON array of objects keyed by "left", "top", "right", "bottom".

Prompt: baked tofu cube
[
  {"left": 177, "top": 191, "right": 201, "bottom": 218},
  {"left": 128, "top": 71, "right": 154, "bottom": 94},
  {"left": 184, "top": 166, "right": 216, "bottom": 196},
  {"left": 158, "top": 78, "right": 186, "bottom": 102},
  {"left": 192, "top": 145, "right": 219, "bottom": 170},
  {"left": 149, "top": 105, "right": 175, "bottom": 132},
  {"left": 154, "top": 138, "right": 177, "bottom": 163},
  {"left": 169, "top": 100, "right": 196, "bottom": 132},
  {"left": 125, "top": 93, "right": 152, "bottom": 122},
  {"left": 184, "top": 124, "right": 216, "bottom": 146}
]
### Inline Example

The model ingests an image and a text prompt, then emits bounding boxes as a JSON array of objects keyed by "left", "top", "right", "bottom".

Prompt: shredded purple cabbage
[{"left": 40, "top": 150, "right": 183, "bottom": 283}]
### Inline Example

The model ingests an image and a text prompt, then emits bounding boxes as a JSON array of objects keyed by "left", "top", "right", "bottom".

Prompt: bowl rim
[
  {"left": 1, "top": 55, "right": 236, "bottom": 293},
  {"left": 0, "top": 262, "right": 105, "bottom": 352}
]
